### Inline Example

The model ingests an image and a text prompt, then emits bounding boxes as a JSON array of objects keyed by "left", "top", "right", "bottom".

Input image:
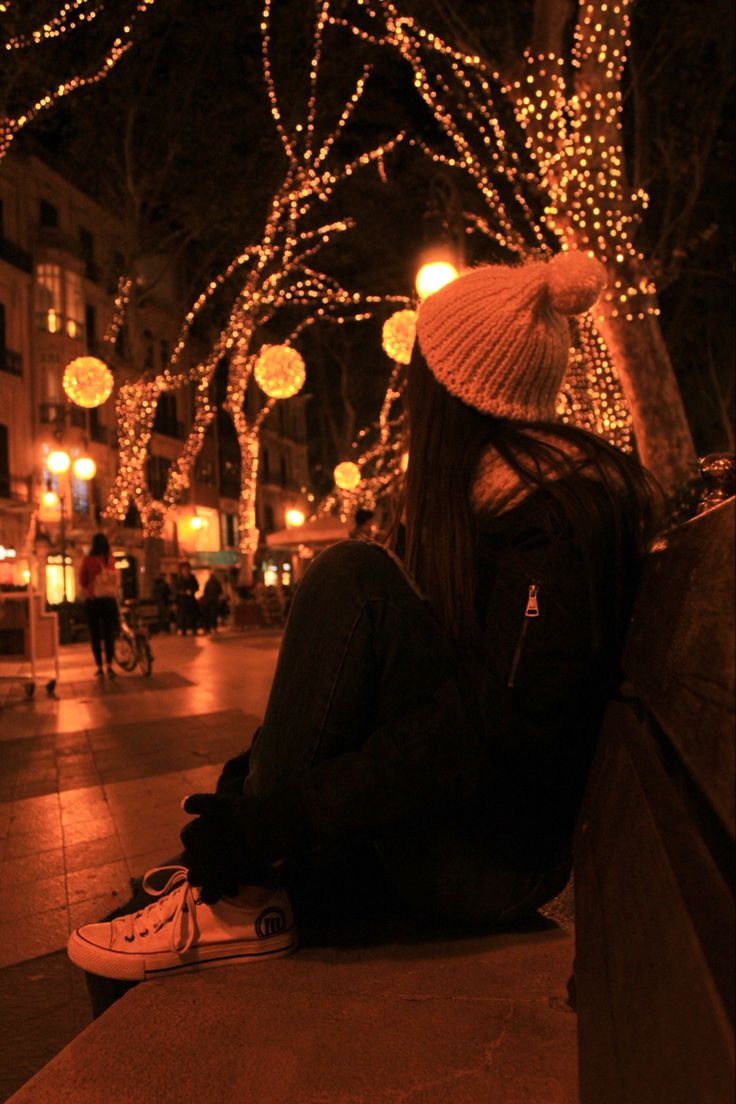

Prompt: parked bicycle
[{"left": 115, "top": 601, "right": 154, "bottom": 677}]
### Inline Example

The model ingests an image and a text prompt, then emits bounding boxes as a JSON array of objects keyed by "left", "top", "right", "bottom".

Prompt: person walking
[
  {"left": 79, "top": 533, "right": 120, "bottom": 680},
  {"left": 174, "top": 562, "right": 199, "bottom": 635},
  {"left": 202, "top": 572, "right": 223, "bottom": 633},
  {"left": 69, "top": 252, "right": 659, "bottom": 982}
]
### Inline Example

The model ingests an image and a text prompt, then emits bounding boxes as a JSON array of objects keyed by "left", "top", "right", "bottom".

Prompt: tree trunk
[{"left": 597, "top": 300, "right": 696, "bottom": 491}]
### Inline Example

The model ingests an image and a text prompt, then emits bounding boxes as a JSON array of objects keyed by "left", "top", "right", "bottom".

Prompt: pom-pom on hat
[{"left": 415, "top": 250, "right": 606, "bottom": 420}]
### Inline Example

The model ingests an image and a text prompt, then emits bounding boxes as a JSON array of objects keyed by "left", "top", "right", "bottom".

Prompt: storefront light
[
  {"left": 285, "top": 508, "right": 305, "bottom": 528},
  {"left": 41, "top": 489, "right": 61, "bottom": 509},
  {"left": 190, "top": 514, "right": 205, "bottom": 530}
]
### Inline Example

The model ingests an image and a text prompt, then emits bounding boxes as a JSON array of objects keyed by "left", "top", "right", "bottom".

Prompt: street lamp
[{"left": 415, "top": 257, "right": 460, "bottom": 301}]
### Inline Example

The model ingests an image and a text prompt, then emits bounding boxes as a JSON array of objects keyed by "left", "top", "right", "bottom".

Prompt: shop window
[
  {"left": 85, "top": 304, "right": 97, "bottom": 349},
  {"left": 45, "top": 554, "right": 75, "bottom": 605},
  {"left": 36, "top": 264, "right": 63, "bottom": 333}
]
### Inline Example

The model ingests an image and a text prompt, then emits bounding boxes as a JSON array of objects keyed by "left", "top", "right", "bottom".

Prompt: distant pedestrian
[
  {"left": 349, "top": 508, "right": 376, "bottom": 542},
  {"left": 79, "top": 533, "right": 119, "bottom": 679},
  {"left": 174, "top": 562, "right": 199, "bottom": 635},
  {"left": 152, "top": 574, "right": 172, "bottom": 634},
  {"left": 202, "top": 572, "right": 223, "bottom": 633}
]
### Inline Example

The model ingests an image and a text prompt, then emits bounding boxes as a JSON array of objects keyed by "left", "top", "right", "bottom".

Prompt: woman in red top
[{"left": 79, "top": 532, "right": 120, "bottom": 678}]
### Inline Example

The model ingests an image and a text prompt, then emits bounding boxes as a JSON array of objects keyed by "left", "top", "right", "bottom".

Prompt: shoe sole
[{"left": 67, "top": 927, "right": 298, "bottom": 981}]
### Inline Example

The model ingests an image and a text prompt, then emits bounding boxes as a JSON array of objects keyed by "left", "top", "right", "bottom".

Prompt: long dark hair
[
  {"left": 90, "top": 533, "right": 110, "bottom": 559},
  {"left": 398, "top": 346, "right": 660, "bottom": 647}
]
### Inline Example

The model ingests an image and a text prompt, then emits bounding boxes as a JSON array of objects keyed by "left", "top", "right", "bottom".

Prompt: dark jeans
[{"left": 85, "top": 597, "right": 118, "bottom": 668}]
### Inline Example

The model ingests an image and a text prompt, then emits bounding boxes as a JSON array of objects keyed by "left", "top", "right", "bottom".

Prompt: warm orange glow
[
  {"left": 285, "top": 508, "right": 306, "bottom": 528},
  {"left": 334, "top": 461, "right": 361, "bottom": 491},
  {"left": 72, "top": 456, "right": 96, "bottom": 481},
  {"left": 190, "top": 514, "right": 206, "bottom": 530},
  {"left": 415, "top": 260, "right": 459, "bottom": 300},
  {"left": 41, "top": 490, "right": 61, "bottom": 509},
  {"left": 46, "top": 450, "right": 71, "bottom": 475}
]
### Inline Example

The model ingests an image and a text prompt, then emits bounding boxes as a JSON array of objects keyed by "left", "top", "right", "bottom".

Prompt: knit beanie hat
[{"left": 415, "top": 251, "right": 606, "bottom": 420}]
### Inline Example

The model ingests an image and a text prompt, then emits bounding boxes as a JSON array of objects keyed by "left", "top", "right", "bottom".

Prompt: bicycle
[{"left": 115, "top": 601, "right": 154, "bottom": 677}]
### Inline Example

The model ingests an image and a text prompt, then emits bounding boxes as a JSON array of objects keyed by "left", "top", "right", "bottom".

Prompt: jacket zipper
[{"left": 507, "top": 583, "right": 539, "bottom": 689}]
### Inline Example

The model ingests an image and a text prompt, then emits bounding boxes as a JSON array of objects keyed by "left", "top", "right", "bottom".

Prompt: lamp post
[{"left": 43, "top": 448, "right": 96, "bottom": 605}]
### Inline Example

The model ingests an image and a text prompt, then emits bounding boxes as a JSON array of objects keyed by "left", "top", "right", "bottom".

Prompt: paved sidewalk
[{"left": 0, "top": 629, "right": 282, "bottom": 1101}]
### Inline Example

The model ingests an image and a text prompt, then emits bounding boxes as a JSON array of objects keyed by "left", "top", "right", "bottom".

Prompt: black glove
[{"left": 180, "top": 793, "right": 266, "bottom": 905}]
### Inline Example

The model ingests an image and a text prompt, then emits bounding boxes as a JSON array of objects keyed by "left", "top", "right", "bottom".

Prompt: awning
[{"left": 266, "top": 515, "right": 350, "bottom": 551}]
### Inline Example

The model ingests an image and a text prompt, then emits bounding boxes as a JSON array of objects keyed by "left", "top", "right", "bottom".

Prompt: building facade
[{"left": 0, "top": 154, "right": 310, "bottom": 604}]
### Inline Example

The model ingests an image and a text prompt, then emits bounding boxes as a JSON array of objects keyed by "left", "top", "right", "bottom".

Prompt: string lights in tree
[
  {"left": 0, "top": 0, "right": 158, "bottom": 161},
  {"left": 104, "top": 0, "right": 408, "bottom": 565},
  {"left": 331, "top": 0, "right": 635, "bottom": 454}
]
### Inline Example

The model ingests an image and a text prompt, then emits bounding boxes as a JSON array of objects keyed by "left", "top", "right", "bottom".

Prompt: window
[
  {"left": 71, "top": 475, "right": 90, "bottom": 516},
  {"left": 45, "top": 554, "right": 75, "bottom": 605},
  {"left": 280, "top": 453, "right": 288, "bottom": 485},
  {"left": 36, "top": 264, "right": 63, "bottom": 333},
  {"left": 0, "top": 423, "right": 9, "bottom": 497},
  {"left": 261, "top": 447, "right": 270, "bottom": 481},
  {"left": 153, "top": 393, "right": 179, "bottom": 437},
  {"left": 123, "top": 502, "right": 142, "bottom": 529},
  {"left": 39, "top": 199, "right": 58, "bottom": 228},
  {"left": 65, "top": 271, "right": 84, "bottom": 340},
  {"left": 263, "top": 504, "right": 275, "bottom": 533},
  {"left": 85, "top": 304, "right": 97, "bottom": 349},
  {"left": 147, "top": 455, "right": 171, "bottom": 499},
  {"left": 160, "top": 339, "right": 170, "bottom": 369},
  {"left": 79, "top": 227, "right": 94, "bottom": 260}
]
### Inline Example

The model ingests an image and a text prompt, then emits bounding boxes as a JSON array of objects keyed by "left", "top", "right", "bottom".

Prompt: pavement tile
[
  {"left": 12, "top": 794, "right": 60, "bottom": 815},
  {"left": 0, "top": 849, "right": 65, "bottom": 887},
  {"left": 58, "top": 785, "right": 106, "bottom": 807},
  {"left": 126, "top": 849, "right": 177, "bottom": 880},
  {"left": 8, "top": 807, "right": 61, "bottom": 837},
  {"left": 65, "top": 860, "right": 130, "bottom": 905},
  {"left": 0, "top": 908, "right": 70, "bottom": 969},
  {"left": 68, "top": 893, "right": 127, "bottom": 930},
  {"left": 3, "top": 825, "right": 64, "bottom": 859},
  {"left": 117, "top": 822, "right": 183, "bottom": 860},
  {"left": 63, "top": 835, "right": 125, "bottom": 873},
  {"left": 5, "top": 875, "right": 67, "bottom": 924},
  {"left": 62, "top": 816, "right": 116, "bottom": 846},
  {"left": 60, "top": 798, "right": 111, "bottom": 826}
]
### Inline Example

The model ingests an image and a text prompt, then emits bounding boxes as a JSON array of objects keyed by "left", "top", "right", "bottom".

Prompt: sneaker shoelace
[{"left": 120, "top": 865, "right": 199, "bottom": 953}]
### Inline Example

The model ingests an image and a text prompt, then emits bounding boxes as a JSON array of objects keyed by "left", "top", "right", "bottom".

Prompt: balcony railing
[{"left": 0, "top": 348, "right": 22, "bottom": 377}]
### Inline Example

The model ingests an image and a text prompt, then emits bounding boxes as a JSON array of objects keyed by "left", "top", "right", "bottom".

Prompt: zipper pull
[{"left": 524, "top": 583, "right": 539, "bottom": 618}]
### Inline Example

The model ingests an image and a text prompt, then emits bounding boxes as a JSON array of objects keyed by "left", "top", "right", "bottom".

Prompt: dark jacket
[{"left": 234, "top": 484, "right": 639, "bottom": 915}]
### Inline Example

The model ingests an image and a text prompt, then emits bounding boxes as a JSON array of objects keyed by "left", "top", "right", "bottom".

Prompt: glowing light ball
[
  {"left": 400, "top": 451, "right": 409, "bottom": 473},
  {"left": 41, "top": 490, "right": 61, "bottom": 510},
  {"left": 46, "top": 450, "right": 71, "bottom": 474},
  {"left": 72, "top": 456, "right": 96, "bottom": 481},
  {"left": 286, "top": 508, "right": 306, "bottom": 528},
  {"left": 334, "top": 461, "right": 361, "bottom": 491},
  {"left": 415, "top": 260, "right": 459, "bottom": 301},
  {"left": 254, "top": 345, "right": 306, "bottom": 400},
  {"left": 63, "top": 356, "right": 114, "bottom": 409},
  {"left": 190, "top": 515, "right": 205, "bottom": 530},
  {"left": 381, "top": 310, "right": 417, "bottom": 365}
]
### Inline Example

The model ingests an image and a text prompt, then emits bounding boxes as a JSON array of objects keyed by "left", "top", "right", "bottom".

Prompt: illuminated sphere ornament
[
  {"left": 63, "top": 356, "right": 114, "bottom": 409},
  {"left": 72, "top": 456, "right": 96, "bottom": 481},
  {"left": 415, "top": 260, "right": 459, "bottom": 301},
  {"left": 334, "top": 461, "right": 361, "bottom": 492},
  {"left": 46, "top": 450, "right": 71, "bottom": 475},
  {"left": 254, "top": 345, "right": 306, "bottom": 400},
  {"left": 381, "top": 310, "right": 417, "bottom": 365}
]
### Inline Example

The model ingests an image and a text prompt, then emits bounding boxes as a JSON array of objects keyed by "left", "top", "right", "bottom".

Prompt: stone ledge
[{"left": 8, "top": 927, "right": 578, "bottom": 1104}]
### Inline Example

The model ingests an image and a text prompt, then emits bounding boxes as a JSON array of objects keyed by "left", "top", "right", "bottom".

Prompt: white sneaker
[{"left": 67, "top": 865, "right": 297, "bottom": 981}]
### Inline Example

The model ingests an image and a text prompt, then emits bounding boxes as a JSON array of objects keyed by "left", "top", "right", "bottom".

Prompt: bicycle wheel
[
  {"left": 115, "top": 631, "right": 137, "bottom": 672},
  {"left": 137, "top": 637, "right": 153, "bottom": 678}
]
